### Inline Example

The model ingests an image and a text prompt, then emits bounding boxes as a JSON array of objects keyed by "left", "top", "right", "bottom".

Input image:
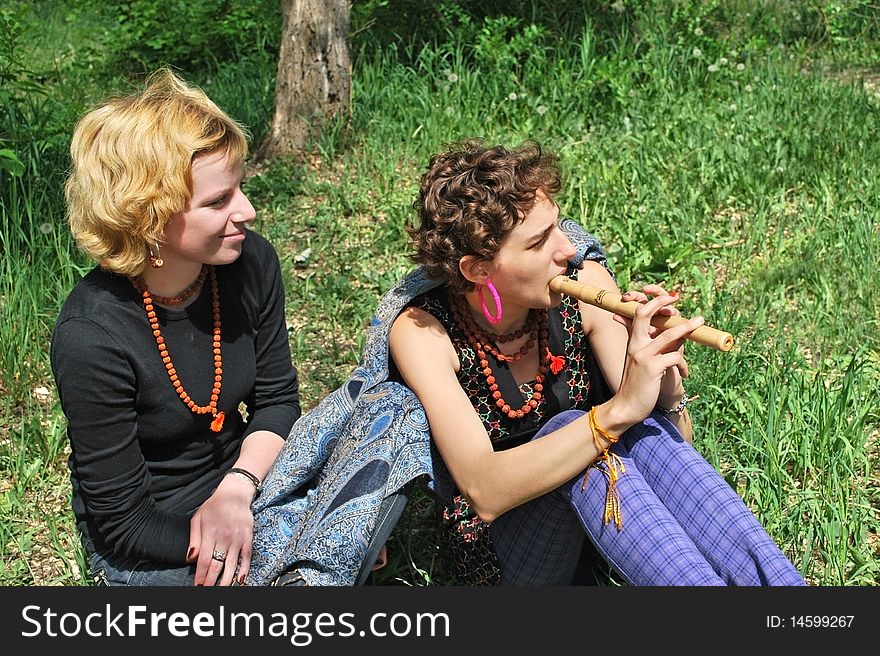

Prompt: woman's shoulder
[
  {"left": 573, "top": 257, "right": 618, "bottom": 288},
  {"left": 52, "top": 267, "right": 141, "bottom": 364},
  {"left": 393, "top": 286, "right": 451, "bottom": 333},
  {"left": 226, "top": 228, "right": 281, "bottom": 287},
  {"left": 239, "top": 228, "right": 278, "bottom": 264},
  {"left": 391, "top": 286, "right": 462, "bottom": 370},
  {"left": 56, "top": 266, "right": 134, "bottom": 325},
  {"left": 390, "top": 302, "right": 458, "bottom": 373},
  {"left": 243, "top": 226, "right": 274, "bottom": 251},
  {"left": 408, "top": 285, "right": 450, "bottom": 320}
]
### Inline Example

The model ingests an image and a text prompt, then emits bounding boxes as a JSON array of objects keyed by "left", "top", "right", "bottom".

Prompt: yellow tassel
[
  {"left": 601, "top": 452, "right": 624, "bottom": 529},
  {"left": 584, "top": 407, "right": 625, "bottom": 530}
]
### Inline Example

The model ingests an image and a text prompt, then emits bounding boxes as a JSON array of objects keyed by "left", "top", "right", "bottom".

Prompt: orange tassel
[
  {"left": 598, "top": 452, "right": 625, "bottom": 529},
  {"left": 210, "top": 411, "right": 225, "bottom": 432},
  {"left": 133, "top": 266, "right": 224, "bottom": 436},
  {"left": 549, "top": 354, "right": 566, "bottom": 375}
]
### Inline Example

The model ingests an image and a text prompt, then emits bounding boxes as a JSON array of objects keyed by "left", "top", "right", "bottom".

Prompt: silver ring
[{"left": 211, "top": 549, "right": 227, "bottom": 562}]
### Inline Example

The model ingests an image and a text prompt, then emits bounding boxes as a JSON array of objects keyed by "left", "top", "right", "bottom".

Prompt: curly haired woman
[{"left": 389, "top": 139, "right": 805, "bottom": 586}]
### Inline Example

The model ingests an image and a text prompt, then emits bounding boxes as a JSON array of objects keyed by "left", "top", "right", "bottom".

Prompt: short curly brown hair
[{"left": 408, "top": 139, "right": 561, "bottom": 291}]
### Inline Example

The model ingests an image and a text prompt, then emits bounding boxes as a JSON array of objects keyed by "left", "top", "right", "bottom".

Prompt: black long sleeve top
[{"left": 50, "top": 230, "right": 300, "bottom": 563}]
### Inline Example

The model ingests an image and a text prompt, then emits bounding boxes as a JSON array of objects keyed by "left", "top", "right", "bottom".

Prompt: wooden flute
[{"left": 549, "top": 275, "right": 735, "bottom": 352}]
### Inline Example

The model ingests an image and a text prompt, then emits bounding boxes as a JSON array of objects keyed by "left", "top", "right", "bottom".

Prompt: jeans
[{"left": 88, "top": 545, "right": 196, "bottom": 586}]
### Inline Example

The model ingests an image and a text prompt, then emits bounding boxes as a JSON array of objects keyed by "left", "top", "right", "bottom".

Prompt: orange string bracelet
[
  {"left": 581, "top": 406, "right": 626, "bottom": 529},
  {"left": 133, "top": 265, "right": 225, "bottom": 432}
]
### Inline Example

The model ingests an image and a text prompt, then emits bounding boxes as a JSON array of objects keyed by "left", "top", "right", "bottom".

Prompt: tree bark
[{"left": 257, "top": 0, "right": 351, "bottom": 162}]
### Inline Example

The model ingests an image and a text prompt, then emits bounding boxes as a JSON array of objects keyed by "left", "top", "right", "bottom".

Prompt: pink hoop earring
[{"left": 477, "top": 279, "right": 503, "bottom": 325}]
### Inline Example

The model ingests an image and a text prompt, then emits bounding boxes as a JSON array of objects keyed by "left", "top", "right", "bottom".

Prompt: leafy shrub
[
  {"left": 0, "top": 3, "right": 31, "bottom": 178},
  {"left": 74, "top": 0, "right": 282, "bottom": 73}
]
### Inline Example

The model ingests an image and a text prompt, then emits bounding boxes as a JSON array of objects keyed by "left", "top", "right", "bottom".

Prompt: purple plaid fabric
[{"left": 489, "top": 410, "right": 806, "bottom": 586}]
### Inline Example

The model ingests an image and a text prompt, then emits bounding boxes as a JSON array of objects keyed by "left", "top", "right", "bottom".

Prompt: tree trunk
[{"left": 257, "top": 0, "right": 351, "bottom": 162}]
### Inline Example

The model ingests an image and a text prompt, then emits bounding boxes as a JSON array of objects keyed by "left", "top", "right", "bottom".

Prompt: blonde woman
[{"left": 51, "top": 69, "right": 300, "bottom": 586}]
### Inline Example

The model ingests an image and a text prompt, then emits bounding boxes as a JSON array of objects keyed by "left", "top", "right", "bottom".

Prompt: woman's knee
[
  {"left": 618, "top": 412, "right": 690, "bottom": 455},
  {"left": 533, "top": 409, "right": 586, "bottom": 440}
]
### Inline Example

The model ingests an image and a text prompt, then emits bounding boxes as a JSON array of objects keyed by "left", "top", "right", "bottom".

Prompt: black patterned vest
[
  {"left": 409, "top": 267, "right": 607, "bottom": 453},
  {"left": 406, "top": 268, "right": 611, "bottom": 585}
]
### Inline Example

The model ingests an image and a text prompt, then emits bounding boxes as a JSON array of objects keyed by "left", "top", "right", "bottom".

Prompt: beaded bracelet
[
  {"left": 657, "top": 392, "right": 697, "bottom": 416},
  {"left": 224, "top": 467, "right": 262, "bottom": 500}
]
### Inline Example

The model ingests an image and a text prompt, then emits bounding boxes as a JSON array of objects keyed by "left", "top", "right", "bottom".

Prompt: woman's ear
[{"left": 459, "top": 255, "right": 488, "bottom": 286}]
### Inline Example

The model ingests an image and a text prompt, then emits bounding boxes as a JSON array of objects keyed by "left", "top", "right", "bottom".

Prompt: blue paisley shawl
[{"left": 247, "top": 218, "right": 611, "bottom": 586}]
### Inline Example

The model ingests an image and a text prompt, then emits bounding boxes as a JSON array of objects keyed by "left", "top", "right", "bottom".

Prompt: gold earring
[{"left": 149, "top": 244, "right": 164, "bottom": 269}]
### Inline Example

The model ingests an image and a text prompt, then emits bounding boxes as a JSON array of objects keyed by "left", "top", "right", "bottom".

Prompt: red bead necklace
[
  {"left": 131, "top": 265, "right": 208, "bottom": 306},
  {"left": 453, "top": 298, "right": 539, "bottom": 364},
  {"left": 451, "top": 294, "right": 558, "bottom": 420},
  {"left": 131, "top": 265, "right": 225, "bottom": 432}
]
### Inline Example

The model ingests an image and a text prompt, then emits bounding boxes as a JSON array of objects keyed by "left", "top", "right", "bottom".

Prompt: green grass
[{"left": 2, "top": 1, "right": 877, "bottom": 585}]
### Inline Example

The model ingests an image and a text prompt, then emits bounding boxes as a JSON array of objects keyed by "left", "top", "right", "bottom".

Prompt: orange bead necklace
[
  {"left": 452, "top": 296, "right": 539, "bottom": 364},
  {"left": 451, "top": 294, "right": 555, "bottom": 420},
  {"left": 132, "top": 265, "right": 208, "bottom": 306},
  {"left": 131, "top": 265, "right": 225, "bottom": 432}
]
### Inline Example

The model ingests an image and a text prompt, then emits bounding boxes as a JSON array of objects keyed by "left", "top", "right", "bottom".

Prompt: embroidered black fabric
[{"left": 410, "top": 270, "right": 609, "bottom": 585}]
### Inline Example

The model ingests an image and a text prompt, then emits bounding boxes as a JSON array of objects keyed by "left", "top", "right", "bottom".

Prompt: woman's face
[
  {"left": 487, "top": 190, "right": 576, "bottom": 310},
  {"left": 161, "top": 151, "right": 256, "bottom": 268}
]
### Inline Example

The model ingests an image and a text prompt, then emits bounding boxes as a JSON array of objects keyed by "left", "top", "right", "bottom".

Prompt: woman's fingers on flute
[
  {"left": 629, "top": 290, "right": 683, "bottom": 336},
  {"left": 612, "top": 313, "right": 663, "bottom": 339},
  {"left": 622, "top": 286, "right": 680, "bottom": 316},
  {"left": 614, "top": 292, "right": 668, "bottom": 336},
  {"left": 651, "top": 315, "right": 704, "bottom": 355},
  {"left": 620, "top": 290, "right": 648, "bottom": 303},
  {"left": 631, "top": 308, "right": 703, "bottom": 361}
]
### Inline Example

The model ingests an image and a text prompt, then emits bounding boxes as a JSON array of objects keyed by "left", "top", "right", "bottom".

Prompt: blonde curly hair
[{"left": 65, "top": 68, "right": 249, "bottom": 276}]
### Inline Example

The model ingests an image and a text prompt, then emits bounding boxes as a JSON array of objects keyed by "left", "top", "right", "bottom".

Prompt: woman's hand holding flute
[{"left": 549, "top": 275, "right": 734, "bottom": 352}]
